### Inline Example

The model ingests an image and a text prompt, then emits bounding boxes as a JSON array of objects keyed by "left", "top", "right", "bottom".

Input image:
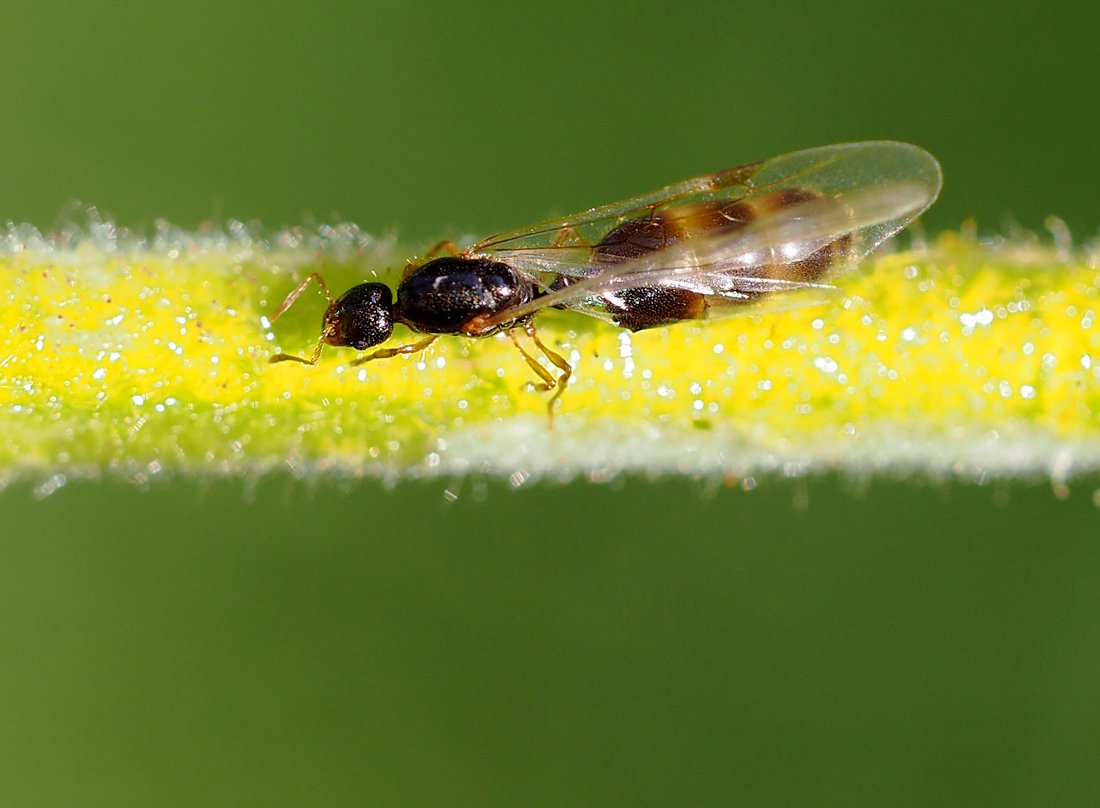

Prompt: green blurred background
[{"left": 2, "top": 1, "right": 1099, "bottom": 805}]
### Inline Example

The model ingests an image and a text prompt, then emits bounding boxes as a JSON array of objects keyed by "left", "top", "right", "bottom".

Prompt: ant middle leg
[
  {"left": 421, "top": 240, "right": 462, "bottom": 259},
  {"left": 507, "top": 329, "right": 557, "bottom": 392},
  {"left": 551, "top": 224, "right": 588, "bottom": 249},
  {"left": 507, "top": 323, "right": 573, "bottom": 420},
  {"left": 403, "top": 240, "right": 462, "bottom": 279},
  {"left": 527, "top": 323, "right": 572, "bottom": 413}
]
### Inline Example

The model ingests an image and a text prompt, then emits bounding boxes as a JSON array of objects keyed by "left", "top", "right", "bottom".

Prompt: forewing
[
  {"left": 469, "top": 161, "right": 764, "bottom": 274},
  {"left": 473, "top": 140, "right": 941, "bottom": 281},
  {"left": 483, "top": 142, "right": 942, "bottom": 326}
]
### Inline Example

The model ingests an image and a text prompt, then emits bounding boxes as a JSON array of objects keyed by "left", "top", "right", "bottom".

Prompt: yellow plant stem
[{"left": 2, "top": 227, "right": 1099, "bottom": 493}]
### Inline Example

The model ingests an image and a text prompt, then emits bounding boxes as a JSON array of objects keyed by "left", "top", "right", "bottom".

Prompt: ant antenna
[
  {"left": 268, "top": 273, "right": 335, "bottom": 365},
  {"left": 269, "top": 272, "right": 332, "bottom": 322}
]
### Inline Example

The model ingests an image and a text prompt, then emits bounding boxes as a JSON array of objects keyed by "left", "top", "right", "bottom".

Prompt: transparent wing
[
  {"left": 469, "top": 160, "right": 762, "bottom": 263},
  {"left": 481, "top": 142, "right": 942, "bottom": 326},
  {"left": 473, "top": 140, "right": 942, "bottom": 280}
]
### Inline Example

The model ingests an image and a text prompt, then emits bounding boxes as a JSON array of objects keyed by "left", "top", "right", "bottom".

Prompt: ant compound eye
[{"left": 324, "top": 283, "right": 394, "bottom": 349}]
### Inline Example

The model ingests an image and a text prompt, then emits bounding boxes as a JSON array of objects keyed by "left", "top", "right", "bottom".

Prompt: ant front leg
[
  {"left": 269, "top": 323, "right": 334, "bottom": 365},
  {"left": 350, "top": 335, "right": 438, "bottom": 366}
]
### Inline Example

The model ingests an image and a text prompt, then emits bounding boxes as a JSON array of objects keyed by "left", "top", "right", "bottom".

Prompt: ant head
[{"left": 323, "top": 282, "right": 394, "bottom": 349}]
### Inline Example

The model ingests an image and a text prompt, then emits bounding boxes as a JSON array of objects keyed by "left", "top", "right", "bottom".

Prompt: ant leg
[
  {"left": 551, "top": 224, "right": 587, "bottom": 249},
  {"left": 403, "top": 240, "right": 462, "bottom": 279},
  {"left": 527, "top": 323, "right": 572, "bottom": 416},
  {"left": 422, "top": 240, "right": 462, "bottom": 259},
  {"left": 508, "top": 324, "right": 573, "bottom": 424},
  {"left": 268, "top": 273, "right": 336, "bottom": 364},
  {"left": 270, "top": 323, "right": 335, "bottom": 365},
  {"left": 472, "top": 223, "right": 590, "bottom": 255},
  {"left": 350, "top": 335, "right": 438, "bottom": 366},
  {"left": 270, "top": 272, "right": 333, "bottom": 322},
  {"left": 506, "top": 329, "right": 557, "bottom": 391}
]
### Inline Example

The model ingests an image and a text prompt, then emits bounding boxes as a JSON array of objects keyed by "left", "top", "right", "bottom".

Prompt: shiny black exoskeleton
[
  {"left": 320, "top": 282, "right": 394, "bottom": 349},
  {"left": 309, "top": 256, "right": 537, "bottom": 355},
  {"left": 269, "top": 141, "right": 942, "bottom": 421},
  {"left": 396, "top": 256, "right": 537, "bottom": 336},
  {"left": 267, "top": 253, "right": 571, "bottom": 417},
  {"left": 262, "top": 256, "right": 545, "bottom": 373}
]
